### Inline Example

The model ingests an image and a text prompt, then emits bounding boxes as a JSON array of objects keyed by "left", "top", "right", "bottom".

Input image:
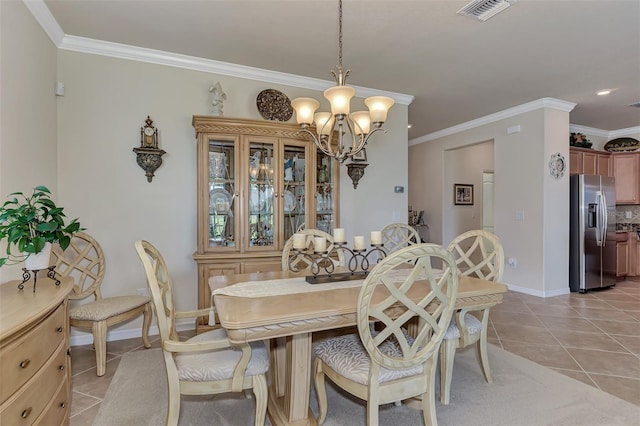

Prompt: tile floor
[{"left": 69, "top": 279, "right": 640, "bottom": 424}]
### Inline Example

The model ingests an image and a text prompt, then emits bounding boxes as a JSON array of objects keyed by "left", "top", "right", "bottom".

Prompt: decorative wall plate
[
  {"left": 256, "top": 89, "right": 293, "bottom": 121},
  {"left": 604, "top": 137, "right": 640, "bottom": 152},
  {"left": 549, "top": 152, "right": 566, "bottom": 179}
]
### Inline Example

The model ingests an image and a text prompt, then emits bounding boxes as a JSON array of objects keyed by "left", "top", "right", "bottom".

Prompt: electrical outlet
[
  {"left": 507, "top": 257, "right": 517, "bottom": 268},
  {"left": 626, "top": 211, "right": 633, "bottom": 219},
  {"left": 136, "top": 288, "right": 148, "bottom": 297},
  {"left": 515, "top": 211, "right": 525, "bottom": 222}
]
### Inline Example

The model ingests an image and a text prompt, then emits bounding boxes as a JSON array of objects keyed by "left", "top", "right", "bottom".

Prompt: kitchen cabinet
[
  {"left": 192, "top": 116, "right": 339, "bottom": 332},
  {"left": 628, "top": 231, "right": 639, "bottom": 277},
  {"left": 613, "top": 153, "right": 640, "bottom": 204},
  {"left": 616, "top": 239, "right": 628, "bottom": 278},
  {"left": 569, "top": 147, "right": 612, "bottom": 176}
]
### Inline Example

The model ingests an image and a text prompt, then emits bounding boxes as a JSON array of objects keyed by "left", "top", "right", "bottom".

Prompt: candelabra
[{"left": 288, "top": 242, "right": 386, "bottom": 284}]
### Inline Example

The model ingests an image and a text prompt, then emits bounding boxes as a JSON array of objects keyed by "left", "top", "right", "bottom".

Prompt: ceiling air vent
[
  {"left": 629, "top": 102, "right": 640, "bottom": 108},
  {"left": 457, "top": 0, "right": 517, "bottom": 21}
]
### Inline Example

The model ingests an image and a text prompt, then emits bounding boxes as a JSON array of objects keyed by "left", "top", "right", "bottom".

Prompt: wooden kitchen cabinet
[
  {"left": 613, "top": 153, "right": 640, "bottom": 204},
  {"left": 569, "top": 147, "right": 613, "bottom": 176},
  {"left": 617, "top": 240, "right": 629, "bottom": 278},
  {"left": 628, "top": 231, "right": 639, "bottom": 277},
  {"left": 192, "top": 116, "right": 340, "bottom": 332}
]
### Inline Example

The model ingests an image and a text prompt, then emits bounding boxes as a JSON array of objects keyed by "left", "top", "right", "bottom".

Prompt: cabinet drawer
[
  {"left": 0, "top": 304, "right": 66, "bottom": 403},
  {"left": 34, "top": 378, "right": 69, "bottom": 426},
  {"left": 0, "top": 343, "right": 68, "bottom": 425}
]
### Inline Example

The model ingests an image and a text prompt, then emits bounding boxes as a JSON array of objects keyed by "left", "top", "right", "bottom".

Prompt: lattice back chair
[
  {"left": 281, "top": 228, "right": 345, "bottom": 272},
  {"left": 439, "top": 229, "right": 504, "bottom": 404},
  {"left": 50, "top": 232, "right": 151, "bottom": 376},
  {"left": 313, "top": 244, "right": 459, "bottom": 425},
  {"left": 381, "top": 223, "right": 421, "bottom": 254},
  {"left": 135, "top": 240, "right": 269, "bottom": 426}
]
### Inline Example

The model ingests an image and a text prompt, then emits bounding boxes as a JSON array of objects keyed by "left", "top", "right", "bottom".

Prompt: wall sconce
[
  {"left": 133, "top": 116, "right": 166, "bottom": 182},
  {"left": 346, "top": 162, "right": 368, "bottom": 189}
]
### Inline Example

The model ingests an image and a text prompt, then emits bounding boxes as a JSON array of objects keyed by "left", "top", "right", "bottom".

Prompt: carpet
[{"left": 94, "top": 344, "right": 639, "bottom": 425}]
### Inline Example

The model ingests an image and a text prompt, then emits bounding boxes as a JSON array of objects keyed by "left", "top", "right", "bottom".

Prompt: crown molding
[
  {"left": 58, "top": 35, "right": 414, "bottom": 105},
  {"left": 607, "top": 126, "right": 640, "bottom": 138},
  {"left": 22, "top": 0, "right": 64, "bottom": 46},
  {"left": 569, "top": 124, "right": 610, "bottom": 138},
  {"left": 24, "top": 0, "right": 413, "bottom": 106},
  {"left": 409, "top": 98, "right": 576, "bottom": 146}
]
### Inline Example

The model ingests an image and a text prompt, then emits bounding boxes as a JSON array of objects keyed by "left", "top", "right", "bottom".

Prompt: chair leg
[
  {"left": 366, "top": 381, "right": 380, "bottom": 426},
  {"left": 253, "top": 374, "right": 268, "bottom": 426},
  {"left": 141, "top": 303, "right": 152, "bottom": 348},
  {"left": 423, "top": 361, "right": 438, "bottom": 426},
  {"left": 439, "top": 339, "right": 457, "bottom": 405},
  {"left": 92, "top": 321, "right": 108, "bottom": 377},
  {"left": 477, "top": 322, "right": 493, "bottom": 384},
  {"left": 314, "top": 358, "right": 328, "bottom": 425}
]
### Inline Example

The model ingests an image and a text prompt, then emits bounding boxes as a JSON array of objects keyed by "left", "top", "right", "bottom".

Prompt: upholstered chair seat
[
  {"left": 69, "top": 295, "right": 150, "bottom": 321},
  {"left": 443, "top": 313, "right": 482, "bottom": 340},
  {"left": 175, "top": 329, "right": 269, "bottom": 382}
]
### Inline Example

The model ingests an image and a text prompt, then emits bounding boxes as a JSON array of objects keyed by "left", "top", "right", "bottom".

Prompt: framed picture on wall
[
  {"left": 454, "top": 183, "right": 474, "bottom": 205},
  {"left": 351, "top": 148, "right": 367, "bottom": 162}
]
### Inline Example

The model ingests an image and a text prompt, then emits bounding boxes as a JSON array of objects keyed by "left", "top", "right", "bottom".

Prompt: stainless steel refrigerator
[{"left": 569, "top": 175, "right": 616, "bottom": 292}]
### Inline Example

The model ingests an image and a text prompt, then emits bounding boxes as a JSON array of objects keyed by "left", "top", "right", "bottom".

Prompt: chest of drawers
[{"left": 0, "top": 277, "right": 73, "bottom": 425}]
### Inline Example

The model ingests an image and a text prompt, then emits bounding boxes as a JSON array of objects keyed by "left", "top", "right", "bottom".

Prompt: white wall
[
  {"left": 409, "top": 101, "right": 574, "bottom": 297},
  {"left": 0, "top": 0, "right": 58, "bottom": 282}
]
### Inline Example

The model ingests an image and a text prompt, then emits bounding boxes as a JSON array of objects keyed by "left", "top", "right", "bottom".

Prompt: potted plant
[{"left": 0, "top": 185, "right": 83, "bottom": 269}]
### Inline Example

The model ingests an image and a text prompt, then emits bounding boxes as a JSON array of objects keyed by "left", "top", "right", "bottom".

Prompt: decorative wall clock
[{"left": 548, "top": 152, "right": 566, "bottom": 179}]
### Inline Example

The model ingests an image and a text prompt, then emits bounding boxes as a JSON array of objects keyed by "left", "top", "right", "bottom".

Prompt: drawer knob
[
  {"left": 19, "top": 359, "right": 30, "bottom": 369},
  {"left": 21, "top": 407, "right": 32, "bottom": 419},
  {"left": 60, "top": 402, "right": 66, "bottom": 409},
  {"left": 58, "top": 364, "right": 65, "bottom": 371},
  {"left": 56, "top": 326, "right": 63, "bottom": 333}
]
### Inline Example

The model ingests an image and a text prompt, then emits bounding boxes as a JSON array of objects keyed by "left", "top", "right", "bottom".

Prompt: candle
[
  {"left": 314, "top": 237, "right": 327, "bottom": 252},
  {"left": 293, "top": 233, "right": 306, "bottom": 250},
  {"left": 354, "top": 235, "right": 365, "bottom": 251},
  {"left": 370, "top": 231, "right": 382, "bottom": 245},
  {"left": 333, "top": 228, "right": 345, "bottom": 243}
]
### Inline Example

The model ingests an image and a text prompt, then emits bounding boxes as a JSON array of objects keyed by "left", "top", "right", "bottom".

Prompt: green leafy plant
[{"left": 0, "top": 186, "right": 83, "bottom": 267}]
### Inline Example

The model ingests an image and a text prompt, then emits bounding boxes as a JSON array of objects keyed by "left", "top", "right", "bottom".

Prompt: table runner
[{"left": 212, "top": 269, "right": 435, "bottom": 298}]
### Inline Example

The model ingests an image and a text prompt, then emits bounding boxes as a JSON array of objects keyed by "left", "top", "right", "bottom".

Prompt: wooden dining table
[{"left": 211, "top": 270, "right": 508, "bottom": 426}]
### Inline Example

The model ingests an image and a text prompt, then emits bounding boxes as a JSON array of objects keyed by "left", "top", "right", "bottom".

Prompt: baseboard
[
  {"left": 506, "top": 283, "right": 570, "bottom": 298},
  {"left": 69, "top": 318, "right": 195, "bottom": 346}
]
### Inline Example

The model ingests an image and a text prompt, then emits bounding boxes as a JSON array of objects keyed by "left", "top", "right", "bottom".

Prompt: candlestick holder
[
  {"left": 288, "top": 242, "right": 386, "bottom": 284},
  {"left": 18, "top": 266, "right": 61, "bottom": 292}
]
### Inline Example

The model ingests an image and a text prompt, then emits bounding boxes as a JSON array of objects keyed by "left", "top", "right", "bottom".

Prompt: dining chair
[
  {"left": 439, "top": 229, "right": 504, "bottom": 404},
  {"left": 135, "top": 240, "right": 269, "bottom": 426},
  {"left": 281, "top": 228, "right": 345, "bottom": 272},
  {"left": 313, "top": 244, "right": 459, "bottom": 425},
  {"left": 381, "top": 222, "right": 421, "bottom": 254},
  {"left": 51, "top": 232, "right": 151, "bottom": 376}
]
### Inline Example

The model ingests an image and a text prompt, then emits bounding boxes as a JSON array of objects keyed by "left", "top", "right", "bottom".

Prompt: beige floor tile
[
  {"left": 563, "top": 297, "right": 613, "bottom": 310},
  {"left": 70, "top": 346, "right": 117, "bottom": 376},
  {"left": 550, "top": 329, "right": 630, "bottom": 353},
  {"left": 610, "top": 335, "right": 640, "bottom": 355},
  {"left": 571, "top": 307, "right": 638, "bottom": 322},
  {"left": 523, "top": 303, "right": 583, "bottom": 318},
  {"left": 69, "top": 401, "right": 102, "bottom": 426},
  {"left": 603, "top": 299, "right": 640, "bottom": 311},
  {"left": 588, "top": 373, "right": 640, "bottom": 406},
  {"left": 549, "top": 368, "right": 598, "bottom": 388},
  {"left": 104, "top": 337, "right": 152, "bottom": 355},
  {"left": 565, "top": 347, "right": 640, "bottom": 379},
  {"left": 590, "top": 319, "right": 640, "bottom": 336},
  {"left": 624, "top": 310, "right": 640, "bottom": 321},
  {"left": 69, "top": 391, "right": 101, "bottom": 417},
  {"left": 488, "top": 309, "right": 544, "bottom": 326},
  {"left": 71, "top": 357, "right": 122, "bottom": 398},
  {"left": 500, "top": 341, "right": 581, "bottom": 370},
  {"left": 493, "top": 323, "right": 559, "bottom": 345},
  {"left": 538, "top": 315, "right": 602, "bottom": 333}
]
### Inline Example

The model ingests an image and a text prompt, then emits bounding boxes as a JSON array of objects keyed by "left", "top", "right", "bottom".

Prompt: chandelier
[{"left": 291, "top": 0, "right": 394, "bottom": 164}]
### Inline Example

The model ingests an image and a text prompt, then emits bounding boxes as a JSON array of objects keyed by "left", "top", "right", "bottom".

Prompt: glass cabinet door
[
  {"left": 315, "top": 151, "right": 336, "bottom": 234},
  {"left": 247, "top": 140, "right": 276, "bottom": 248},
  {"left": 282, "top": 142, "right": 308, "bottom": 243},
  {"left": 207, "top": 139, "right": 236, "bottom": 248}
]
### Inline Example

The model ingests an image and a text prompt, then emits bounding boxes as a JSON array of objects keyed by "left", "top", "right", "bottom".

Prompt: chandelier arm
[
  {"left": 298, "top": 128, "right": 337, "bottom": 159},
  {"left": 342, "top": 116, "right": 362, "bottom": 156}
]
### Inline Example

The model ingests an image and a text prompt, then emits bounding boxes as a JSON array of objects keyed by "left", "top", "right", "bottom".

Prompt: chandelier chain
[{"left": 338, "top": 0, "right": 343, "bottom": 68}]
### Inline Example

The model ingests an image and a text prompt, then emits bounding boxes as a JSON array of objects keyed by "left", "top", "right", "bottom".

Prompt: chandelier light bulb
[
  {"left": 350, "top": 111, "right": 371, "bottom": 136},
  {"left": 314, "top": 112, "right": 336, "bottom": 136},
  {"left": 291, "top": 97, "right": 320, "bottom": 125},
  {"left": 324, "top": 85, "right": 356, "bottom": 115}
]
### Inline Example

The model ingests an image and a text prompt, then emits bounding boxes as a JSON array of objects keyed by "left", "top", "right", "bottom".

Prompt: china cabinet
[{"left": 192, "top": 116, "right": 339, "bottom": 331}]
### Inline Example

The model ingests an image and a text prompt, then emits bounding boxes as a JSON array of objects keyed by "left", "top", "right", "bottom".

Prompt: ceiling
[{"left": 42, "top": 0, "right": 640, "bottom": 140}]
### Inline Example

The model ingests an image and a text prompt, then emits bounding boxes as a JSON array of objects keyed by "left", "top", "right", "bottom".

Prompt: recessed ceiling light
[
  {"left": 407, "top": 124, "right": 412, "bottom": 129},
  {"left": 596, "top": 90, "right": 611, "bottom": 96}
]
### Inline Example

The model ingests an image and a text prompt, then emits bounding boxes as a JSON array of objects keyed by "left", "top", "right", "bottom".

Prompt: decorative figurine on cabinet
[{"left": 209, "top": 82, "right": 227, "bottom": 116}]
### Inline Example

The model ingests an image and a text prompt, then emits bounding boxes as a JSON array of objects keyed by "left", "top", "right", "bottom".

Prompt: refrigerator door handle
[
  {"left": 595, "top": 191, "right": 603, "bottom": 247},
  {"left": 601, "top": 191, "right": 608, "bottom": 247}
]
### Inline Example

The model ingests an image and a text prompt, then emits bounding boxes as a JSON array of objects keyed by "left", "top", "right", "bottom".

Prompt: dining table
[{"left": 211, "top": 269, "right": 508, "bottom": 426}]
